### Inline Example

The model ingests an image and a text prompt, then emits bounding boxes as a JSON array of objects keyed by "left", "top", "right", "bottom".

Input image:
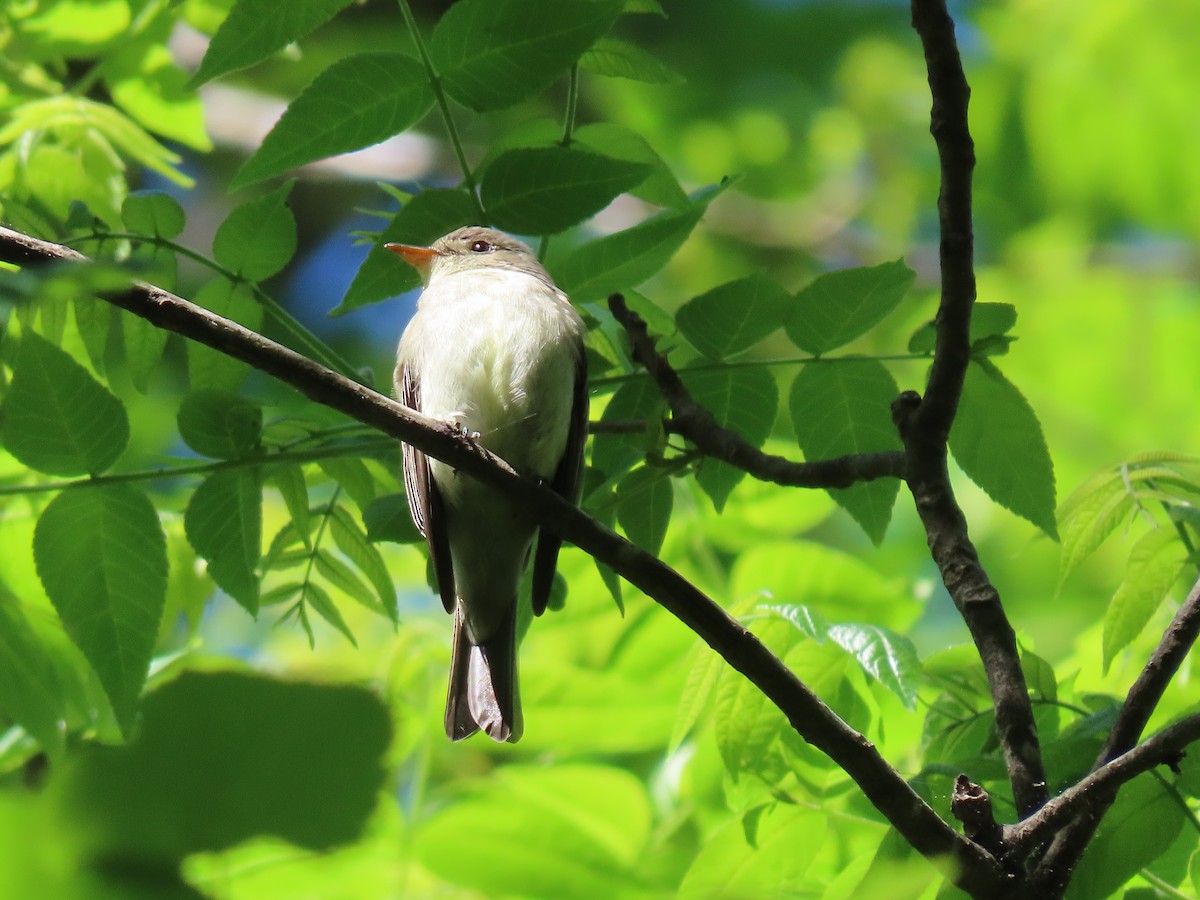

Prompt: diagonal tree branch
[
  {"left": 1028, "top": 575, "right": 1200, "bottom": 894},
  {"left": 0, "top": 223, "right": 1013, "bottom": 897},
  {"left": 608, "top": 294, "right": 907, "bottom": 489},
  {"left": 901, "top": 0, "right": 1049, "bottom": 821}
]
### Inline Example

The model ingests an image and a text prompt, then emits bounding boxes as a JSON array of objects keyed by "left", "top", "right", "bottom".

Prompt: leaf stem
[
  {"left": 64, "top": 231, "right": 362, "bottom": 380},
  {"left": 395, "top": 0, "right": 487, "bottom": 223},
  {"left": 0, "top": 438, "right": 394, "bottom": 499}
]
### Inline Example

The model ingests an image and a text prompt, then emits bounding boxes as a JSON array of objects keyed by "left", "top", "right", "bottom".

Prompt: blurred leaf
[
  {"left": 106, "top": 40, "right": 211, "bottom": 151},
  {"left": 191, "top": 0, "right": 357, "bottom": 85},
  {"left": 1066, "top": 773, "right": 1185, "bottom": 900},
  {"left": 212, "top": 180, "right": 296, "bottom": 282},
  {"left": 429, "top": 0, "right": 624, "bottom": 112},
  {"left": 786, "top": 260, "right": 914, "bottom": 355},
  {"left": 415, "top": 764, "right": 650, "bottom": 897},
  {"left": 670, "top": 642, "right": 724, "bottom": 751},
  {"left": 1102, "top": 527, "right": 1188, "bottom": 671},
  {"left": 615, "top": 466, "right": 672, "bottom": 555},
  {"left": 121, "top": 308, "right": 170, "bottom": 392},
  {"left": 177, "top": 390, "right": 262, "bottom": 459},
  {"left": 0, "top": 586, "right": 66, "bottom": 758},
  {"left": 481, "top": 146, "right": 650, "bottom": 234},
  {"left": 363, "top": 493, "right": 422, "bottom": 544},
  {"left": 56, "top": 671, "right": 390, "bottom": 863},
  {"left": 335, "top": 189, "right": 476, "bottom": 315},
  {"left": 71, "top": 296, "right": 111, "bottom": 374},
  {"left": 683, "top": 365, "right": 778, "bottom": 511},
  {"left": 827, "top": 623, "right": 919, "bottom": 709},
  {"left": 676, "top": 274, "right": 793, "bottom": 361},
  {"left": 33, "top": 485, "right": 166, "bottom": 734},
  {"left": 329, "top": 505, "right": 397, "bottom": 622},
  {"left": 185, "top": 470, "right": 262, "bottom": 614},
  {"left": 1021, "top": 648, "right": 1058, "bottom": 703},
  {"left": 950, "top": 360, "right": 1058, "bottom": 539},
  {"left": 549, "top": 201, "right": 706, "bottom": 302},
  {"left": 1, "top": 333, "right": 128, "bottom": 476},
  {"left": 580, "top": 37, "right": 683, "bottom": 84},
  {"left": 318, "top": 457, "right": 376, "bottom": 512},
  {"left": 187, "top": 279, "right": 262, "bottom": 390},
  {"left": 233, "top": 54, "right": 434, "bottom": 189},
  {"left": 789, "top": 359, "right": 901, "bottom": 543},
  {"left": 623, "top": 0, "right": 664, "bottom": 13},
  {"left": 121, "top": 190, "right": 185, "bottom": 239}
]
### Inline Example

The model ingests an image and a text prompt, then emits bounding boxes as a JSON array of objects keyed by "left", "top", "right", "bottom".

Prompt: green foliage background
[{"left": 2, "top": 0, "right": 1200, "bottom": 897}]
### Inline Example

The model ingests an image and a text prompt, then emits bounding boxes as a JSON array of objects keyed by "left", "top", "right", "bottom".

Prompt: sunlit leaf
[
  {"left": 429, "top": 0, "right": 624, "bottom": 112},
  {"left": 950, "top": 360, "right": 1058, "bottom": 539},
  {"left": 1, "top": 333, "right": 128, "bottom": 476},
  {"left": 329, "top": 505, "right": 397, "bottom": 622},
  {"left": 33, "top": 485, "right": 166, "bottom": 733},
  {"left": 574, "top": 123, "right": 689, "bottom": 209},
  {"left": 303, "top": 580, "right": 356, "bottom": 646},
  {"left": 827, "top": 623, "right": 919, "bottom": 709},
  {"left": 789, "top": 358, "right": 901, "bottom": 544},
  {"left": 1102, "top": 527, "right": 1188, "bottom": 671},
  {"left": 233, "top": 54, "right": 434, "bottom": 190}
]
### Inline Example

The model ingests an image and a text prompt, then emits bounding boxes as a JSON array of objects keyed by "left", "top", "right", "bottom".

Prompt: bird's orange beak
[{"left": 385, "top": 242, "right": 441, "bottom": 275}]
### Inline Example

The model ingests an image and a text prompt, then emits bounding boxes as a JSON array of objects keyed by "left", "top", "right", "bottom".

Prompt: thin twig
[
  {"left": 904, "top": 0, "right": 1048, "bottom": 819},
  {"left": 608, "top": 295, "right": 907, "bottom": 489},
  {"left": 0, "top": 223, "right": 1011, "bottom": 897}
]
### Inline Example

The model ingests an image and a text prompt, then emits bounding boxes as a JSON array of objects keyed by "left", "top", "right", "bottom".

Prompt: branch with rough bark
[{"left": 0, "top": 223, "right": 1013, "bottom": 897}]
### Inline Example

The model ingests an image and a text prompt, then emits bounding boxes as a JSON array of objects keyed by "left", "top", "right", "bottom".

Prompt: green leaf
[
  {"left": 549, "top": 203, "right": 705, "bottom": 302},
  {"left": 579, "top": 36, "right": 683, "bottom": 84},
  {"left": 1102, "top": 528, "right": 1188, "bottom": 671},
  {"left": 789, "top": 359, "right": 902, "bottom": 544},
  {"left": 669, "top": 643, "right": 724, "bottom": 752},
  {"left": 615, "top": 466, "right": 673, "bottom": 555},
  {"left": 121, "top": 307, "right": 170, "bottom": 391},
  {"left": 212, "top": 180, "right": 296, "bottom": 282},
  {"left": 121, "top": 190, "right": 185, "bottom": 239},
  {"left": 318, "top": 457, "right": 376, "bottom": 512},
  {"left": 105, "top": 42, "right": 211, "bottom": 151},
  {"left": 233, "top": 54, "right": 435, "bottom": 189},
  {"left": 681, "top": 807, "right": 824, "bottom": 899},
  {"left": 683, "top": 366, "right": 778, "bottom": 512},
  {"left": 187, "top": 279, "right": 263, "bottom": 390},
  {"left": 303, "top": 580, "right": 357, "bottom": 646},
  {"left": 786, "top": 259, "right": 914, "bottom": 355},
  {"left": 270, "top": 465, "right": 310, "bottom": 544},
  {"left": 177, "top": 389, "right": 262, "bottom": 459},
  {"left": 58, "top": 671, "right": 391, "bottom": 859},
  {"left": 329, "top": 505, "right": 397, "bottom": 622},
  {"left": 827, "top": 623, "right": 919, "bottom": 709},
  {"left": 757, "top": 602, "right": 829, "bottom": 641},
  {"left": 591, "top": 378, "right": 666, "bottom": 481},
  {"left": 363, "top": 493, "right": 423, "bottom": 544},
  {"left": 415, "top": 764, "right": 650, "bottom": 895},
  {"left": 0, "top": 587, "right": 66, "bottom": 758},
  {"left": 623, "top": 0, "right": 665, "bottom": 13},
  {"left": 949, "top": 360, "right": 1059, "bottom": 539},
  {"left": 185, "top": 470, "right": 262, "bottom": 614},
  {"left": 1066, "top": 773, "right": 1185, "bottom": 900},
  {"left": 191, "top": 0, "right": 357, "bottom": 85},
  {"left": 574, "top": 122, "right": 689, "bottom": 209},
  {"left": 429, "top": 0, "right": 624, "bottom": 112},
  {"left": 676, "top": 274, "right": 793, "bottom": 361},
  {"left": 335, "top": 189, "right": 476, "bottom": 315},
  {"left": 314, "top": 551, "right": 379, "bottom": 614},
  {"left": 32, "top": 485, "right": 166, "bottom": 733},
  {"left": 1, "top": 332, "right": 129, "bottom": 476},
  {"left": 1057, "top": 475, "right": 1132, "bottom": 587},
  {"left": 71, "top": 295, "right": 111, "bottom": 374},
  {"left": 908, "top": 301, "right": 1018, "bottom": 355},
  {"left": 481, "top": 146, "right": 650, "bottom": 235}
]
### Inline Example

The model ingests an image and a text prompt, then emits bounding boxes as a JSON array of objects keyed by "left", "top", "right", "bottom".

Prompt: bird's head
[{"left": 386, "top": 226, "right": 548, "bottom": 286}]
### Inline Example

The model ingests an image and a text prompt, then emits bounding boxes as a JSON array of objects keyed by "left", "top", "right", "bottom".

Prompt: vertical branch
[{"left": 903, "top": 0, "right": 1049, "bottom": 819}]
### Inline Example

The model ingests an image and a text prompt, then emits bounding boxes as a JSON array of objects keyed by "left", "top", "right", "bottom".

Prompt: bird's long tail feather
[{"left": 444, "top": 603, "right": 521, "bottom": 743}]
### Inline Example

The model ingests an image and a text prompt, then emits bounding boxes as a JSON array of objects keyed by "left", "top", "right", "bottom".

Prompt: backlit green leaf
[
  {"left": 1102, "top": 527, "right": 1187, "bottom": 671},
  {"left": 212, "top": 180, "right": 296, "bottom": 282},
  {"left": 191, "top": 0, "right": 357, "bottom": 85},
  {"left": 0, "top": 587, "right": 67, "bottom": 758},
  {"left": 676, "top": 274, "right": 793, "bottom": 360},
  {"left": 33, "top": 485, "right": 166, "bottom": 733},
  {"left": 1, "top": 333, "right": 128, "bottom": 476},
  {"left": 950, "top": 360, "right": 1058, "bottom": 539},
  {"left": 827, "top": 623, "right": 919, "bottom": 709},
  {"left": 615, "top": 466, "right": 673, "bottom": 555},
  {"left": 574, "top": 122, "right": 688, "bottom": 209},
  {"left": 786, "top": 259, "right": 914, "bottom": 355},
  {"left": 185, "top": 470, "right": 262, "bottom": 614},
  {"left": 233, "top": 54, "right": 434, "bottom": 190},
  {"left": 481, "top": 146, "right": 650, "bottom": 235},
  {"left": 429, "top": 0, "right": 624, "bottom": 112},
  {"left": 580, "top": 37, "right": 683, "bottom": 84},
  {"left": 121, "top": 190, "right": 186, "bottom": 239},
  {"left": 789, "top": 359, "right": 901, "bottom": 544},
  {"left": 329, "top": 505, "right": 397, "bottom": 622}
]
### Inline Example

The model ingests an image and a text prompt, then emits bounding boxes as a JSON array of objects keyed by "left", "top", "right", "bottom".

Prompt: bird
[{"left": 388, "top": 226, "right": 588, "bottom": 743}]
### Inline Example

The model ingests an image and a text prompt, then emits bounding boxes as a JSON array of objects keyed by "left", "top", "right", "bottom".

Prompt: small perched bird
[{"left": 388, "top": 226, "right": 588, "bottom": 743}]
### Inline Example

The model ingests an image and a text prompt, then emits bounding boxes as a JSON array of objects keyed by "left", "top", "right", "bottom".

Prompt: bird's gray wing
[
  {"left": 531, "top": 348, "right": 588, "bottom": 616},
  {"left": 400, "top": 364, "right": 456, "bottom": 614}
]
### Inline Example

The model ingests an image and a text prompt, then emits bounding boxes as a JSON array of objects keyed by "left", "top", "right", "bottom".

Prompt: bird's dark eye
[{"left": 470, "top": 240, "right": 492, "bottom": 253}]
